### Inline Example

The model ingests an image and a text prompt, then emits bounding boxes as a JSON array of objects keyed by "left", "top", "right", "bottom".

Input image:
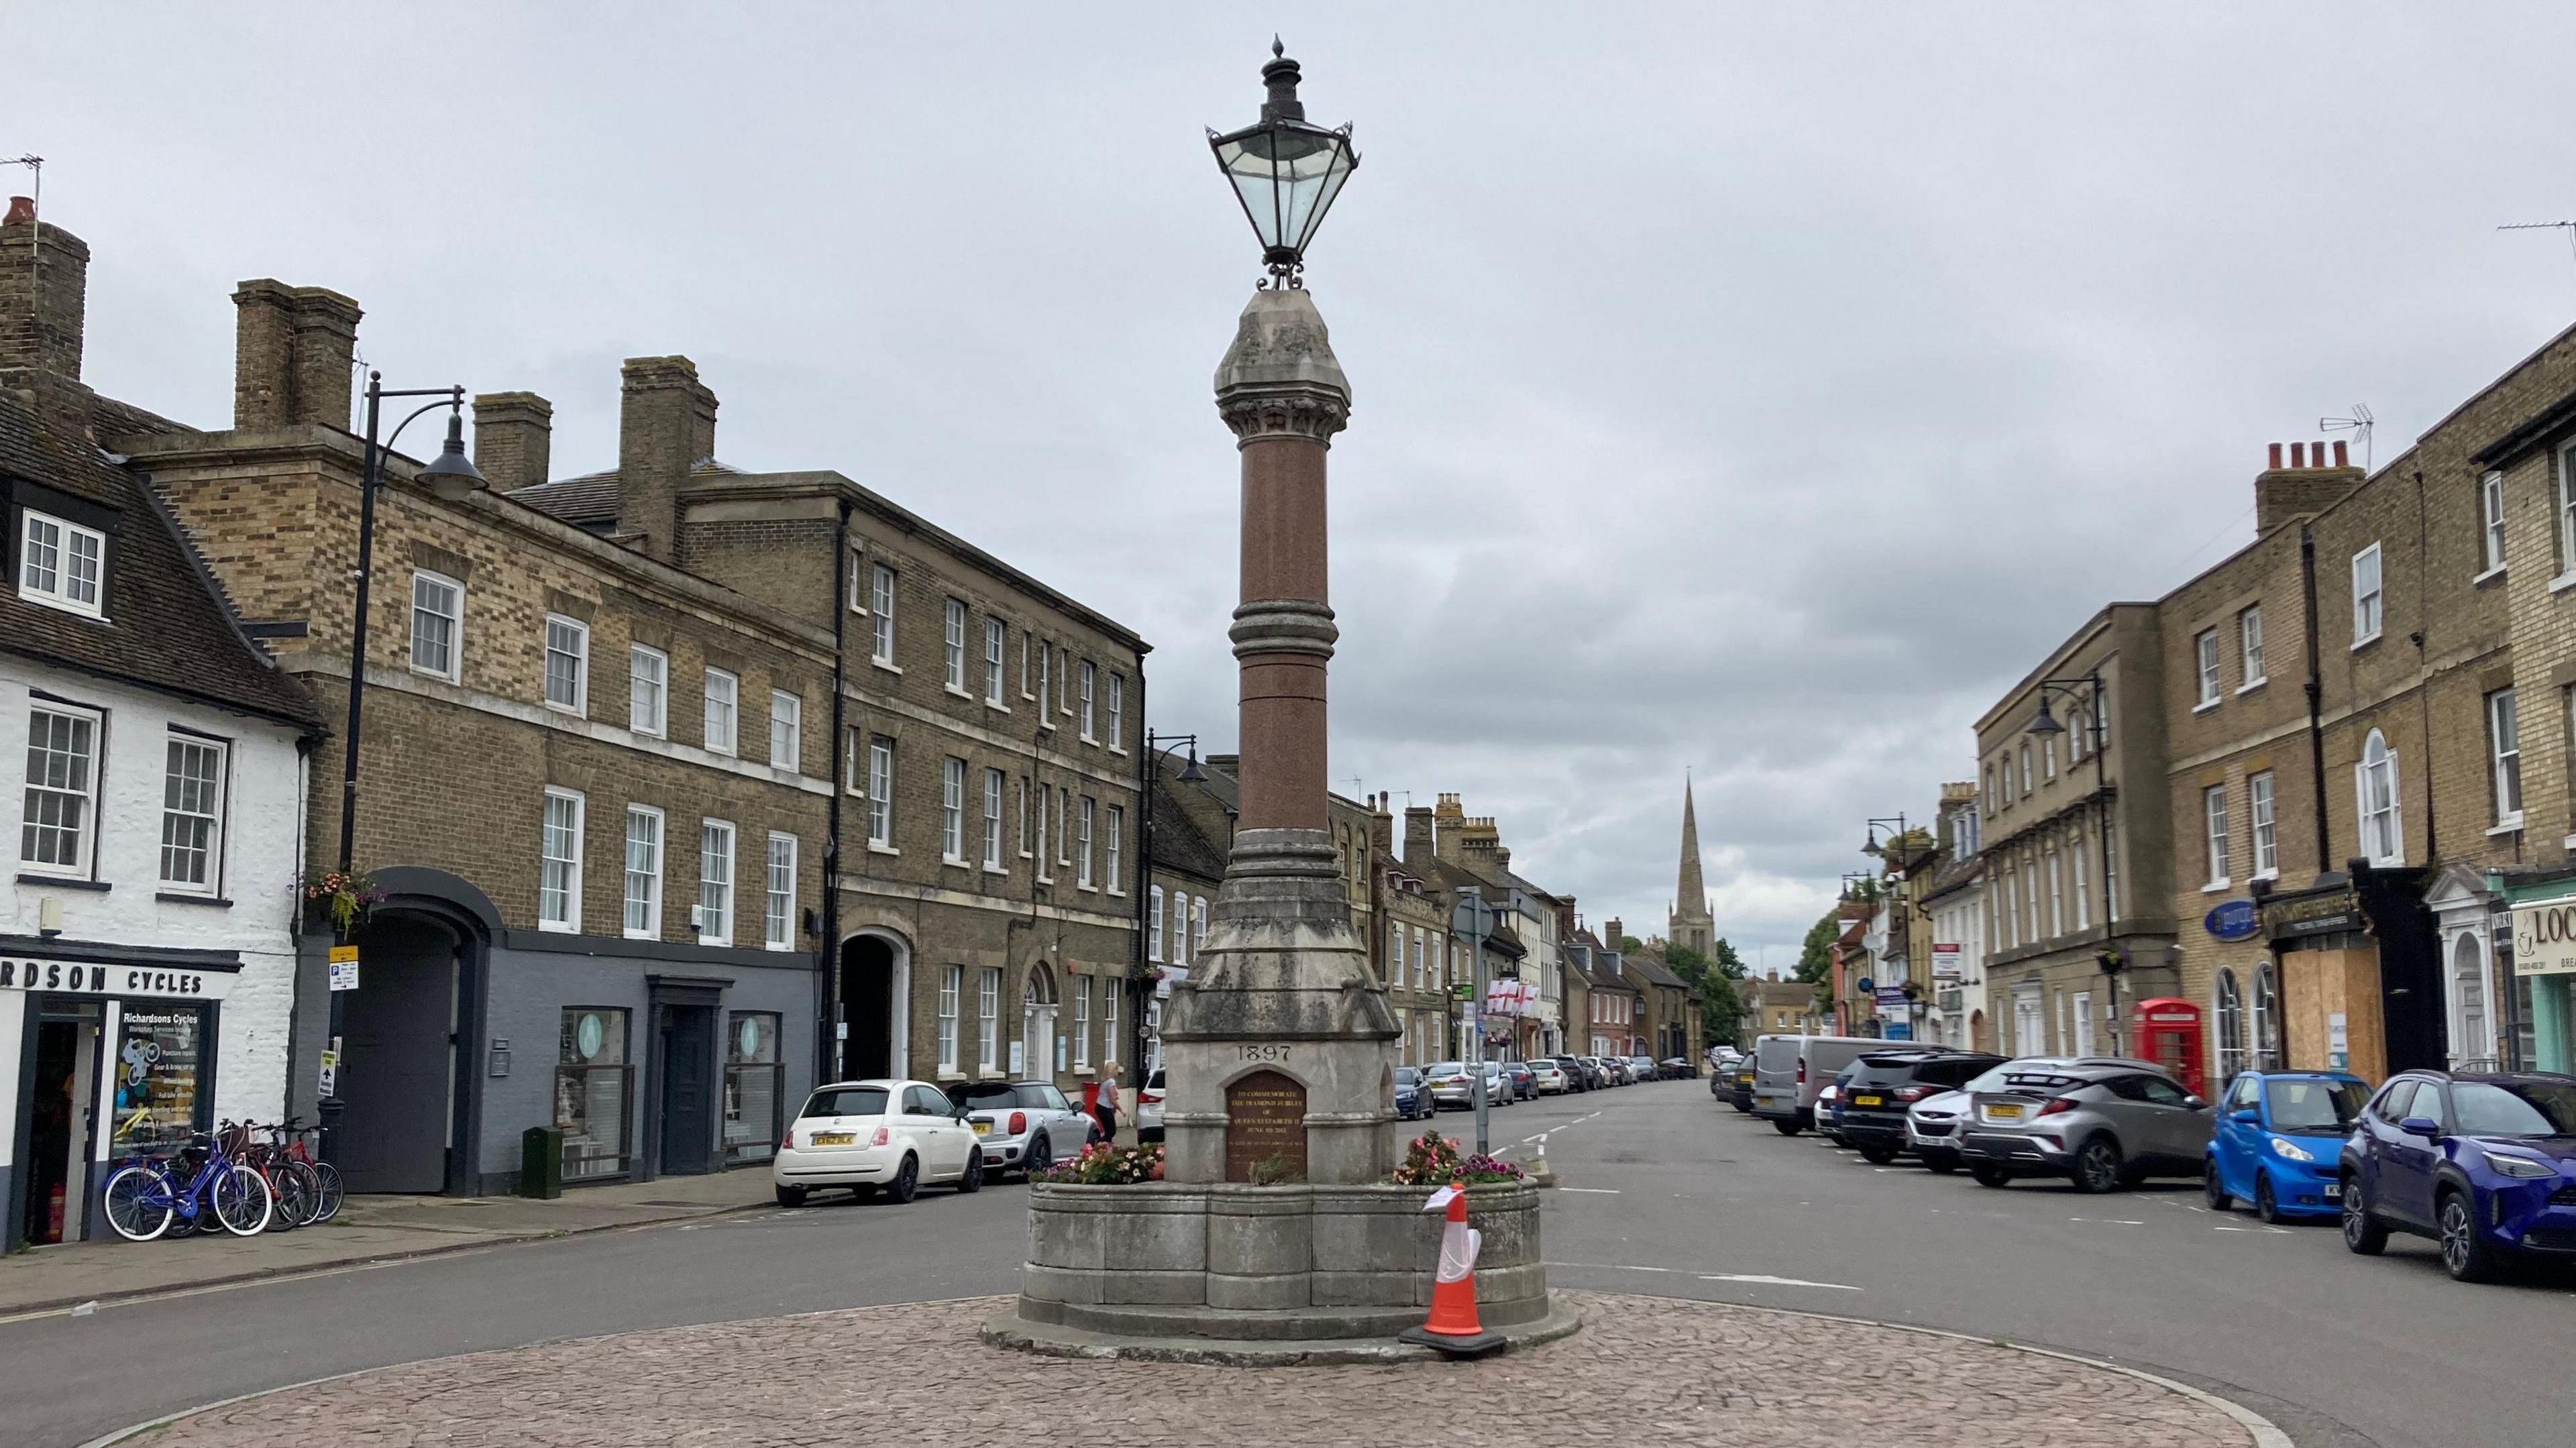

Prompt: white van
[{"left": 1751, "top": 1034, "right": 1884, "bottom": 1135}]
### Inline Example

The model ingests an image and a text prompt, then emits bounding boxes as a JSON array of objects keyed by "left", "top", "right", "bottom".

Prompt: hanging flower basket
[{"left": 302, "top": 871, "right": 386, "bottom": 933}]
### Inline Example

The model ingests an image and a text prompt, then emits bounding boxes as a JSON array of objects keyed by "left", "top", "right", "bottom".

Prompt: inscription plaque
[{"left": 1224, "top": 1069, "right": 1308, "bottom": 1183}]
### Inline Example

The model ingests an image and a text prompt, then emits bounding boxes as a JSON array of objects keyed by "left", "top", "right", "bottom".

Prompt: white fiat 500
[{"left": 772, "top": 1078, "right": 985, "bottom": 1207}]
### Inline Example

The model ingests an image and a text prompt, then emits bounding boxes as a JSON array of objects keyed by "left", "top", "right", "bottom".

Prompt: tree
[
  {"left": 1794, "top": 909, "right": 1841, "bottom": 985},
  {"left": 1665, "top": 940, "right": 1748, "bottom": 1050}
]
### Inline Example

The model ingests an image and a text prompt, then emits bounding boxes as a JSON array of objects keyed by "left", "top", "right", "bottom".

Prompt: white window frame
[
  {"left": 769, "top": 691, "right": 802, "bottom": 773},
  {"left": 2489, "top": 687, "right": 2523, "bottom": 827},
  {"left": 2194, "top": 628, "right": 2221, "bottom": 708},
  {"left": 937, "top": 965, "right": 962, "bottom": 1074},
  {"left": 1106, "top": 805, "right": 1125, "bottom": 895},
  {"left": 1079, "top": 661, "right": 1097, "bottom": 742},
  {"left": 623, "top": 805, "right": 663, "bottom": 939},
  {"left": 983, "top": 767, "right": 1006, "bottom": 871},
  {"left": 543, "top": 614, "right": 589, "bottom": 715},
  {"left": 2070, "top": 831, "right": 2090, "bottom": 931},
  {"left": 2249, "top": 771, "right": 2277, "bottom": 879},
  {"left": 2560, "top": 441, "right": 2576, "bottom": 579},
  {"left": 698, "top": 818, "right": 736, "bottom": 946},
  {"left": 941, "top": 757, "right": 967, "bottom": 864},
  {"left": 2047, "top": 850, "right": 2064, "bottom": 936},
  {"left": 1193, "top": 895, "right": 1209, "bottom": 958},
  {"left": 629, "top": 645, "right": 668, "bottom": 736},
  {"left": 977, "top": 966, "right": 1002, "bottom": 1072},
  {"left": 764, "top": 832, "right": 797, "bottom": 951},
  {"left": 1036, "top": 643, "right": 1053, "bottom": 726},
  {"left": 2239, "top": 606, "right": 2266, "bottom": 690},
  {"left": 1104, "top": 973, "right": 1119, "bottom": 1070},
  {"left": 2202, "top": 784, "right": 2230, "bottom": 890},
  {"left": 540, "top": 787, "right": 585, "bottom": 933},
  {"left": 2481, "top": 469, "right": 2507, "bottom": 574},
  {"left": 871, "top": 563, "right": 898, "bottom": 668},
  {"left": 944, "top": 598, "right": 969, "bottom": 693},
  {"left": 1073, "top": 975, "right": 1092, "bottom": 1072},
  {"left": 15, "top": 509, "right": 106, "bottom": 618},
  {"left": 2351, "top": 543, "right": 2383, "bottom": 647},
  {"left": 157, "top": 732, "right": 229, "bottom": 894},
  {"left": 2355, "top": 729, "right": 2404, "bottom": 867},
  {"left": 868, "top": 736, "right": 896, "bottom": 849},
  {"left": 843, "top": 725, "right": 864, "bottom": 794},
  {"left": 1108, "top": 673, "right": 1126, "bottom": 753},
  {"left": 2018, "top": 744, "right": 2033, "bottom": 797},
  {"left": 847, "top": 547, "right": 866, "bottom": 613},
  {"left": 985, "top": 618, "right": 1007, "bottom": 706},
  {"left": 2043, "top": 735, "right": 2057, "bottom": 780},
  {"left": 409, "top": 569, "right": 464, "bottom": 681},
  {"left": 1077, "top": 795, "right": 1095, "bottom": 889},
  {"left": 702, "top": 669, "right": 739, "bottom": 757},
  {"left": 1148, "top": 886, "right": 1165, "bottom": 962}
]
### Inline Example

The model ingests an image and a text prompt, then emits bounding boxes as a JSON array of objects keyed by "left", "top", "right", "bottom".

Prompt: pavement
[
  {"left": 1, "top": 1080, "right": 2561, "bottom": 1447},
  {"left": 0, "top": 1167, "right": 773, "bottom": 1316},
  {"left": 107, "top": 1291, "right": 2263, "bottom": 1447}
]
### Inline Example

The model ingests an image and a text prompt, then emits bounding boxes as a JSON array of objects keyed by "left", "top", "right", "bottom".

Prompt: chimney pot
[
  {"left": 2333, "top": 439, "right": 2349, "bottom": 468},
  {"left": 2290, "top": 441, "right": 2306, "bottom": 467},
  {"left": 3, "top": 197, "right": 32, "bottom": 226},
  {"left": 2268, "top": 442, "right": 2283, "bottom": 469}
]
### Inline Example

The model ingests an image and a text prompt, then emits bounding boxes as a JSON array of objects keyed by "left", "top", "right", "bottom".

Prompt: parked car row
[
  {"left": 772, "top": 1077, "right": 1099, "bottom": 1206},
  {"left": 1725, "top": 1033, "right": 2576, "bottom": 1284}
]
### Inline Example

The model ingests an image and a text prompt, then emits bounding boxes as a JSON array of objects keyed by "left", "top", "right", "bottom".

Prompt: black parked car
[
  {"left": 1728, "top": 1057, "right": 1758, "bottom": 1113},
  {"left": 1837, "top": 1048, "right": 2006, "bottom": 1165},
  {"left": 1550, "top": 1055, "right": 1593, "bottom": 1093}
]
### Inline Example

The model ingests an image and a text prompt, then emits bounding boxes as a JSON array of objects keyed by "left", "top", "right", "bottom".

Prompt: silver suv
[{"left": 1957, "top": 1060, "right": 2214, "bottom": 1194}]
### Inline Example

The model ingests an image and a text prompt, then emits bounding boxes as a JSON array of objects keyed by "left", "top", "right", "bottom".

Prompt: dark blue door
[{"left": 659, "top": 1005, "right": 716, "bottom": 1176}]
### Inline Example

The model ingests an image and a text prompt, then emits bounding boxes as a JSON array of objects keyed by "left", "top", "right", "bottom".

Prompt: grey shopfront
[{"left": 295, "top": 869, "right": 814, "bottom": 1196}]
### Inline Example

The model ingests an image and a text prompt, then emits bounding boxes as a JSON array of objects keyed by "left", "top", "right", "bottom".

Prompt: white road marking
[
  {"left": 1546, "top": 1261, "right": 1678, "bottom": 1273},
  {"left": 2068, "top": 1218, "right": 2145, "bottom": 1225},
  {"left": 1698, "top": 1273, "right": 1864, "bottom": 1291},
  {"left": 1560, "top": 1187, "right": 1621, "bottom": 1194},
  {"left": 2213, "top": 1224, "right": 2292, "bottom": 1235}
]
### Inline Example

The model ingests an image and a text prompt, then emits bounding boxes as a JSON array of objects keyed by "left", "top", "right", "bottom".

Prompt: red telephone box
[{"left": 2131, "top": 997, "right": 2205, "bottom": 1097}]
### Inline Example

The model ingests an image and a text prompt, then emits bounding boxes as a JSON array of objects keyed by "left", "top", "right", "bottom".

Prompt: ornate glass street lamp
[{"left": 1208, "top": 40, "right": 1358, "bottom": 286}]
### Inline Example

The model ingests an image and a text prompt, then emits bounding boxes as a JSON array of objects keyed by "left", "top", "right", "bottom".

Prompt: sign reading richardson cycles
[
  {"left": 0, "top": 956, "right": 238, "bottom": 1001},
  {"left": 2511, "top": 899, "right": 2576, "bottom": 977}
]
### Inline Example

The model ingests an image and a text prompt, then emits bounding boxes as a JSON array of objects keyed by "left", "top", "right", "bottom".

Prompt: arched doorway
[
  {"left": 339, "top": 911, "right": 469, "bottom": 1194},
  {"left": 1968, "top": 1009, "right": 1988, "bottom": 1054},
  {"left": 1022, "top": 963, "right": 1058, "bottom": 1080},
  {"left": 837, "top": 932, "right": 909, "bottom": 1080},
  {"left": 2451, "top": 932, "right": 2490, "bottom": 1066},
  {"left": 2214, "top": 968, "right": 2246, "bottom": 1083},
  {"left": 2252, "top": 961, "right": 2279, "bottom": 1070}
]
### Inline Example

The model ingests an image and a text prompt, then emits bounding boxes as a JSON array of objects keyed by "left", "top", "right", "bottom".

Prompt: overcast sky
[{"left": 12, "top": 5, "right": 2576, "bottom": 970}]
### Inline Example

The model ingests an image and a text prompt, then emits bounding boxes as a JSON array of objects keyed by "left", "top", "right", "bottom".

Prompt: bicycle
[
  {"left": 267, "top": 1117, "right": 342, "bottom": 1224},
  {"left": 101, "top": 1122, "right": 275, "bottom": 1241},
  {"left": 227, "top": 1121, "right": 317, "bottom": 1231}
]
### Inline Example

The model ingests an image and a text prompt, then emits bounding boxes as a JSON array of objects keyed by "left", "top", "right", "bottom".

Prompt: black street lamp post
[
  {"left": 1208, "top": 39, "right": 1359, "bottom": 286},
  {"left": 318, "top": 376, "right": 484, "bottom": 1162},
  {"left": 2025, "top": 669, "right": 2123, "bottom": 1054}
]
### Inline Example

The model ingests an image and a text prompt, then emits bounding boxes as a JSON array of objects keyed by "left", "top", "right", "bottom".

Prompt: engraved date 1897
[{"left": 1238, "top": 1044, "right": 1292, "bottom": 1062}]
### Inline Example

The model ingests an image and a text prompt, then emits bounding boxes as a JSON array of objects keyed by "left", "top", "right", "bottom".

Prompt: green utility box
[{"left": 521, "top": 1125, "right": 565, "bottom": 1199}]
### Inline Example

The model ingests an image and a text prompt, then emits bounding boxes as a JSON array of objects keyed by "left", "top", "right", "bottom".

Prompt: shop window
[
  {"left": 556, "top": 1007, "right": 632, "bottom": 1181},
  {"left": 109, "top": 1005, "right": 207, "bottom": 1158},
  {"left": 724, "top": 1012, "right": 782, "bottom": 1164}
]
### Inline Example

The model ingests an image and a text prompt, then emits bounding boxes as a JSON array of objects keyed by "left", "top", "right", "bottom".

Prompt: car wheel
[
  {"left": 957, "top": 1150, "right": 984, "bottom": 1194},
  {"left": 2438, "top": 1190, "right": 2504, "bottom": 1283},
  {"left": 1922, "top": 1150, "right": 1959, "bottom": 1176},
  {"left": 1732, "top": 1101, "right": 1754, "bottom": 1115},
  {"left": 773, "top": 1184, "right": 808, "bottom": 1209},
  {"left": 2070, "top": 1137, "right": 2126, "bottom": 1194},
  {"left": 2203, "top": 1160, "right": 2231, "bottom": 1212},
  {"left": 2341, "top": 1174, "right": 2388, "bottom": 1256},
  {"left": 1772, "top": 1118, "right": 1804, "bottom": 1137},
  {"left": 1970, "top": 1164, "right": 2012, "bottom": 1189},
  {"left": 1858, "top": 1142, "right": 1898, "bottom": 1165},
  {"left": 885, "top": 1154, "right": 919, "bottom": 1205},
  {"left": 2253, "top": 1172, "right": 2285, "bottom": 1225},
  {"left": 851, "top": 1184, "right": 879, "bottom": 1203},
  {"left": 1023, "top": 1133, "right": 1051, "bottom": 1180}
]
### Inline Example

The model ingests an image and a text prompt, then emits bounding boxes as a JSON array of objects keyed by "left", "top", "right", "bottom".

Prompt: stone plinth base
[{"left": 990, "top": 1179, "right": 1561, "bottom": 1359}]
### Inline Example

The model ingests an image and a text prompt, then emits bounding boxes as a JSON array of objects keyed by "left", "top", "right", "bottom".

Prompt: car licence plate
[
  {"left": 812, "top": 1131, "right": 854, "bottom": 1147},
  {"left": 1853, "top": 1095, "right": 1884, "bottom": 1107},
  {"left": 972, "top": 1121, "right": 991, "bottom": 1135},
  {"left": 1986, "top": 1103, "right": 2025, "bottom": 1121},
  {"left": 2322, "top": 1183, "right": 2342, "bottom": 1201}
]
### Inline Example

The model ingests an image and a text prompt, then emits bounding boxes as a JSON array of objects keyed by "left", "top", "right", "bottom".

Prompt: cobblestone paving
[{"left": 156, "top": 1291, "right": 2253, "bottom": 1447}]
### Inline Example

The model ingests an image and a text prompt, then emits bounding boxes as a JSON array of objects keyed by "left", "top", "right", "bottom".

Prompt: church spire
[{"left": 1670, "top": 774, "right": 1714, "bottom": 952}]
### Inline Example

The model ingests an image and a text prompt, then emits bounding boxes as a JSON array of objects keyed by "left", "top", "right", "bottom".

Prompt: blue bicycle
[{"left": 101, "top": 1123, "right": 274, "bottom": 1241}]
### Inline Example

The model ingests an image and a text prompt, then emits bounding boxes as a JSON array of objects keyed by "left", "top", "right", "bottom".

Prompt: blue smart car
[{"left": 2205, "top": 1070, "right": 2368, "bottom": 1222}]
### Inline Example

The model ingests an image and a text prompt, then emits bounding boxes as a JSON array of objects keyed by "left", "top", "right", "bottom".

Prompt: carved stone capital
[
  {"left": 1216, "top": 386, "right": 1350, "bottom": 445},
  {"left": 1214, "top": 286, "right": 1351, "bottom": 445},
  {"left": 1230, "top": 598, "right": 1338, "bottom": 661}
]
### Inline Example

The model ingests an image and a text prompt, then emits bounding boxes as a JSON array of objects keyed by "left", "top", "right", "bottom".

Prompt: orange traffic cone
[{"left": 1398, "top": 1180, "right": 1505, "bottom": 1357}]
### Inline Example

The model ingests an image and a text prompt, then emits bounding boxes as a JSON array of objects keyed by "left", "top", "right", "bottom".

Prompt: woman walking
[{"left": 1092, "top": 1062, "right": 1122, "bottom": 1146}]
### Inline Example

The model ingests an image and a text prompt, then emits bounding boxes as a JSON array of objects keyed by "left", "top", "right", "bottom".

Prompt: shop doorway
[
  {"left": 1022, "top": 964, "right": 1058, "bottom": 1078},
  {"left": 838, "top": 935, "right": 898, "bottom": 1079},
  {"left": 339, "top": 917, "right": 464, "bottom": 1194},
  {"left": 657, "top": 1003, "right": 717, "bottom": 1176},
  {"left": 20, "top": 1011, "right": 99, "bottom": 1246}
]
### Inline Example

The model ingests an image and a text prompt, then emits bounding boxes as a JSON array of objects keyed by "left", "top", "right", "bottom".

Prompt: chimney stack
[
  {"left": 472, "top": 392, "right": 553, "bottom": 494},
  {"left": 1605, "top": 917, "right": 1625, "bottom": 948},
  {"left": 1403, "top": 805, "right": 1434, "bottom": 867},
  {"left": 0, "top": 211, "right": 89, "bottom": 385},
  {"left": 232, "top": 280, "right": 362, "bottom": 430},
  {"left": 2253, "top": 437, "right": 2363, "bottom": 536},
  {"left": 618, "top": 355, "right": 717, "bottom": 563},
  {"left": 1368, "top": 792, "right": 1393, "bottom": 855}
]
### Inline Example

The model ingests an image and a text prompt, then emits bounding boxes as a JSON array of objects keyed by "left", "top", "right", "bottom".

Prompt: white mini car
[{"left": 772, "top": 1078, "right": 985, "bottom": 1207}]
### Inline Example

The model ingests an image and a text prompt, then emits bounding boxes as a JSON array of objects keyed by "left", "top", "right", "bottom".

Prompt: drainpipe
[
  {"left": 2414, "top": 467, "right": 2436, "bottom": 860},
  {"left": 2300, "top": 524, "right": 2329, "bottom": 873},
  {"left": 820, "top": 499, "right": 851, "bottom": 1087}
]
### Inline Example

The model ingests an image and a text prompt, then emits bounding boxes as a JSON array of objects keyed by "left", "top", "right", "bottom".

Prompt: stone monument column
[{"left": 1159, "top": 286, "right": 1401, "bottom": 1186}]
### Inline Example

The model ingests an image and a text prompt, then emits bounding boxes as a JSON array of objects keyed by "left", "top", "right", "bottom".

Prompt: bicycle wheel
[
  {"left": 101, "top": 1165, "right": 174, "bottom": 1242},
  {"left": 309, "top": 1159, "right": 344, "bottom": 1223},
  {"left": 210, "top": 1163, "right": 274, "bottom": 1236},
  {"left": 264, "top": 1164, "right": 309, "bottom": 1231},
  {"left": 284, "top": 1160, "right": 326, "bottom": 1227}
]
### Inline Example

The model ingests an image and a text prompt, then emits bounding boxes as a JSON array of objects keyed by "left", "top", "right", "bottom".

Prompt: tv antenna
[
  {"left": 2320, "top": 403, "right": 2374, "bottom": 472},
  {"left": 2500, "top": 219, "right": 2576, "bottom": 294}
]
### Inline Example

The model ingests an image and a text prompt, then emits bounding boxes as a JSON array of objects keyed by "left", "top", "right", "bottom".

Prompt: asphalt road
[{"left": 4, "top": 1079, "right": 2567, "bottom": 1447}]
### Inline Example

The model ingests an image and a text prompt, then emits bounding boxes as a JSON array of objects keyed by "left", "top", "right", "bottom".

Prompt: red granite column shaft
[{"left": 1236, "top": 434, "right": 1330, "bottom": 834}]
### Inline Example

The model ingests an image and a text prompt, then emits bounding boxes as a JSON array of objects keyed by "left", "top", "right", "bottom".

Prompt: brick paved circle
[{"left": 151, "top": 1291, "right": 2255, "bottom": 1447}]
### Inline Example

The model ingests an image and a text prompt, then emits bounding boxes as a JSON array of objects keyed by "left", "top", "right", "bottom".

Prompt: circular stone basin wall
[{"left": 1017, "top": 1180, "right": 1546, "bottom": 1340}]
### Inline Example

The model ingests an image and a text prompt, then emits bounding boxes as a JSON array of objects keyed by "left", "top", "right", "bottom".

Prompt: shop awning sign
[
  {"left": 1931, "top": 945, "right": 1962, "bottom": 980},
  {"left": 2203, "top": 899, "right": 2259, "bottom": 941},
  {"left": 2512, "top": 900, "right": 2576, "bottom": 977},
  {"left": 0, "top": 956, "right": 235, "bottom": 1001}
]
